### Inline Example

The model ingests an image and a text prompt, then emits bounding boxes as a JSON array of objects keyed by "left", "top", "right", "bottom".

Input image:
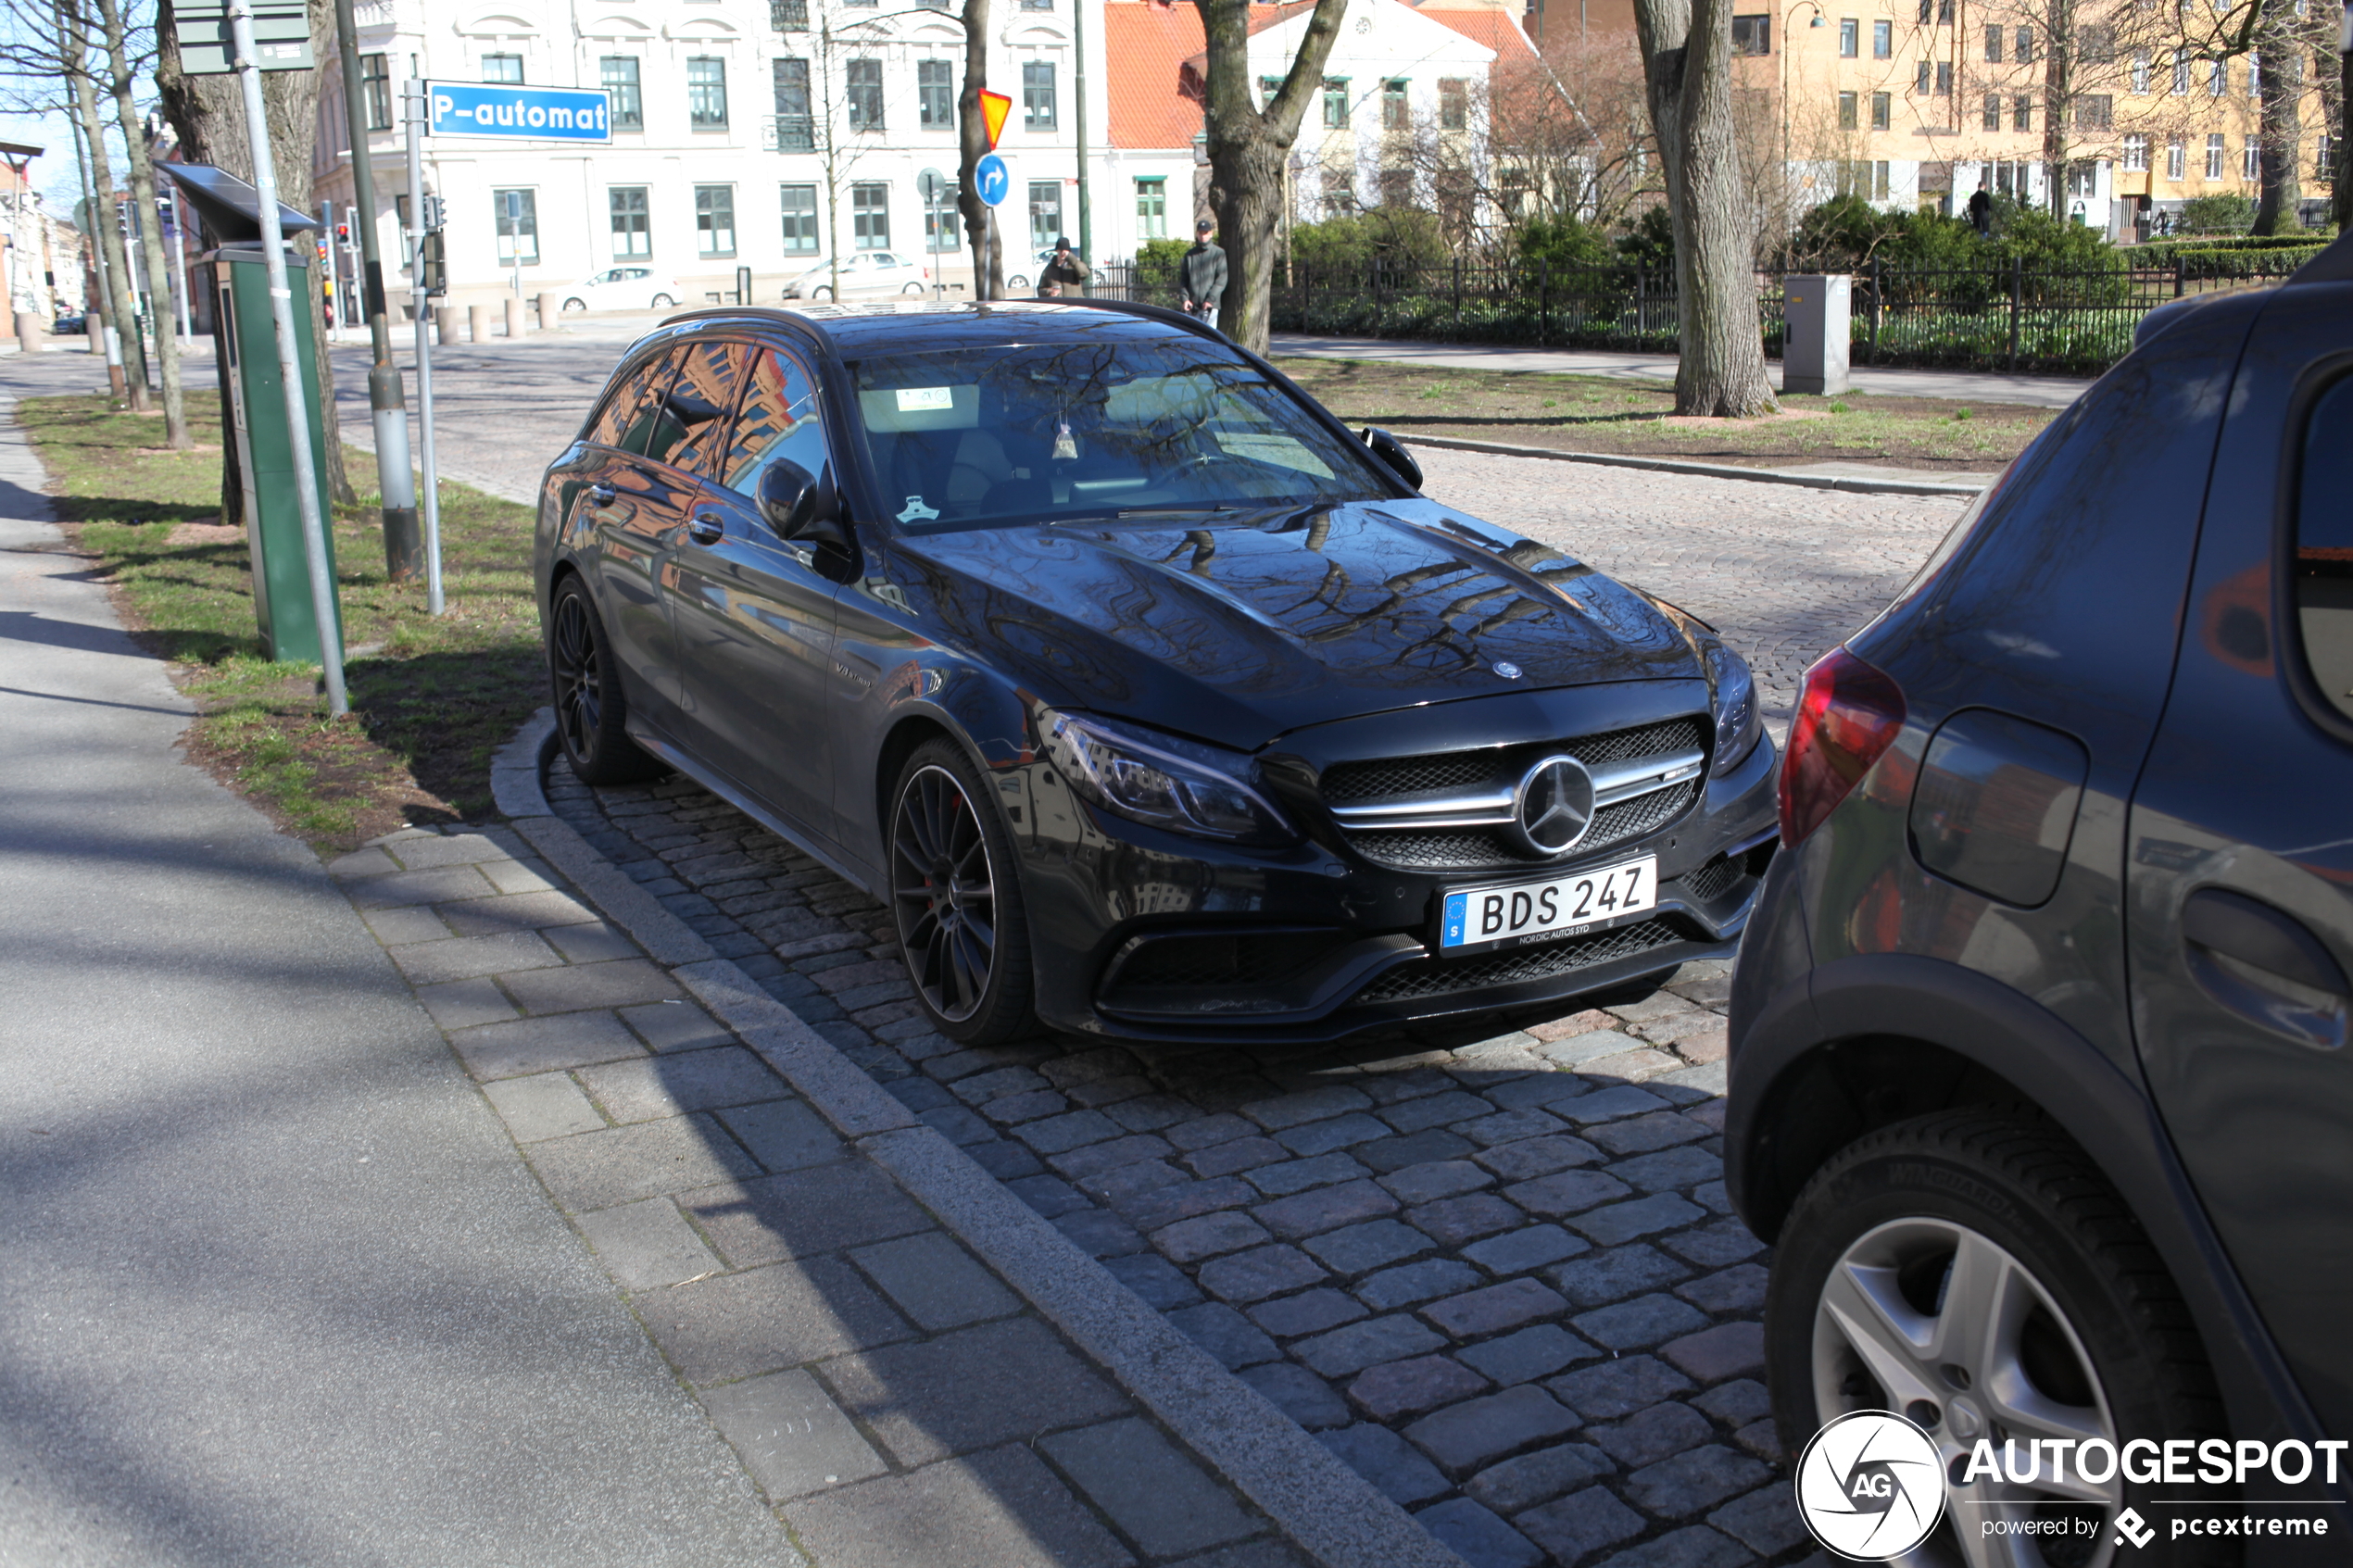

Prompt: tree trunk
[
  {"left": 96, "top": 0, "right": 189, "bottom": 448},
  {"left": 1194, "top": 0, "right": 1351, "bottom": 354},
  {"left": 1631, "top": 0, "right": 1777, "bottom": 417},
  {"left": 2252, "top": 30, "right": 2301, "bottom": 233},
  {"left": 957, "top": 0, "right": 1002, "bottom": 300},
  {"left": 67, "top": 52, "right": 148, "bottom": 407},
  {"left": 2041, "top": 0, "right": 2073, "bottom": 218}
]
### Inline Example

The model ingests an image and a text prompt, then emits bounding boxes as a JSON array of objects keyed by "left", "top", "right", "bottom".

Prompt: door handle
[
  {"left": 586, "top": 481, "right": 617, "bottom": 505},
  {"left": 687, "top": 511, "right": 725, "bottom": 545},
  {"left": 2182, "top": 887, "right": 2348, "bottom": 1050}
]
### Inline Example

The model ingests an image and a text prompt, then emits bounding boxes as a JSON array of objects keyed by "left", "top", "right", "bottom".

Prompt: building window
[
  {"left": 772, "top": 0, "right": 809, "bottom": 28},
  {"left": 2073, "top": 94, "right": 2111, "bottom": 129},
  {"left": 1438, "top": 79, "right": 1467, "bottom": 129},
  {"left": 2173, "top": 55, "right": 2191, "bottom": 94},
  {"left": 1019, "top": 0, "right": 1051, "bottom": 11},
  {"left": 1135, "top": 176, "right": 1166, "bottom": 240},
  {"left": 1916, "top": 61, "right": 1932, "bottom": 94},
  {"left": 1840, "top": 90, "right": 1859, "bottom": 129},
  {"left": 2014, "top": 27, "right": 2032, "bottom": 61},
  {"left": 1937, "top": 0, "right": 1952, "bottom": 20},
  {"left": 1982, "top": 92, "right": 2000, "bottom": 130},
  {"left": 2079, "top": 25, "right": 2114, "bottom": 64},
  {"left": 1260, "top": 75, "right": 1284, "bottom": 110},
  {"left": 1917, "top": 0, "right": 1931, "bottom": 21},
  {"left": 2320, "top": 134, "right": 2334, "bottom": 184},
  {"left": 773, "top": 58, "right": 812, "bottom": 149},
  {"left": 493, "top": 188, "right": 537, "bottom": 263},
  {"left": 1023, "top": 61, "right": 1057, "bottom": 132},
  {"left": 919, "top": 59, "right": 952, "bottom": 128},
  {"left": 1838, "top": 159, "right": 1891, "bottom": 199},
  {"left": 687, "top": 57, "right": 728, "bottom": 129},
  {"left": 2209, "top": 59, "right": 2226, "bottom": 95},
  {"left": 1936, "top": 61, "right": 1952, "bottom": 95},
  {"left": 1983, "top": 24, "right": 2001, "bottom": 61},
  {"left": 2167, "top": 137, "right": 2185, "bottom": 180},
  {"left": 482, "top": 53, "right": 522, "bottom": 83},
  {"left": 2245, "top": 135, "right": 2261, "bottom": 180},
  {"left": 2014, "top": 94, "right": 2032, "bottom": 131},
  {"left": 1871, "top": 91, "right": 1891, "bottom": 130},
  {"left": 360, "top": 54, "right": 392, "bottom": 132},
  {"left": 2123, "top": 132, "right": 2149, "bottom": 170},
  {"left": 2207, "top": 133, "right": 2226, "bottom": 179},
  {"left": 603, "top": 56, "right": 643, "bottom": 131},
  {"left": 1730, "top": 15, "right": 1769, "bottom": 54},
  {"left": 780, "top": 182, "right": 819, "bottom": 252},
  {"left": 853, "top": 182, "right": 889, "bottom": 248},
  {"left": 2132, "top": 49, "right": 2149, "bottom": 94},
  {"left": 2069, "top": 160, "right": 2098, "bottom": 197},
  {"left": 1840, "top": 17, "right": 1857, "bottom": 55},
  {"left": 1027, "top": 180, "right": 1061, "bottom": 249},
  {"left": 696, "top": 185, "right": 736, "bottom": 256},
  {"left": 1382, "top": 79, "right": 1409, "bottom": 128},
  {"left": 847, "top": 58, "right": 884, "bottom": 130},
  {"left": 1872, "top": 19, "right": 1891, "bottom": 56},
  {"left": 610, "top": 186, "right": 649, "bottom": 257},
  {"left": 1323, "top": 78, "right": 1350, "bottom": 128},
  {"left": 2246, "top": 56, "right": 2259, "bottom": 95}
]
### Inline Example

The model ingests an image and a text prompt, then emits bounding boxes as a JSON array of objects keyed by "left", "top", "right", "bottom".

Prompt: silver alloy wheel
[
  {"left": 1812, "top": 1217, "right": 2121, "bottom": 1568},
  {"left": 890, "top": 763, "right": 998, "bottom": 1022}
]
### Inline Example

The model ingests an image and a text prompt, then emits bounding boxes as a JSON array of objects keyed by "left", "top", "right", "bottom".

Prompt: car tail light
[{"left": 1779, "top": 647, "right": 1906, "bottom": 847}]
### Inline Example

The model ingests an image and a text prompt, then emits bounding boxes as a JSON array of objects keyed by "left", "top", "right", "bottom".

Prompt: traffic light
[
  {"left": 418, "top": 231, "right": 446, "bottom": 296},
  {"left": 335, "top": 222, "right": 350, "bottom": 243},
  {"left": 422, "top": 194, "right": 446, "bottom": 232}
]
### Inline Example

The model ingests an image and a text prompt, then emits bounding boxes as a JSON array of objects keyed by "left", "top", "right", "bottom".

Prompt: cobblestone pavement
[
  {"left": 548, "top": 767, "right": 1818, "bottom": 1568},
  {"left": 330, "top": 822, "right": 1306, "bottom": 1568}
]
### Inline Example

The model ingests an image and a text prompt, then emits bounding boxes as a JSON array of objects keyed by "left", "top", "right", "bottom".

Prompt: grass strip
[{"left": 22, "top": 389, "right": 544, "bottom": 850}]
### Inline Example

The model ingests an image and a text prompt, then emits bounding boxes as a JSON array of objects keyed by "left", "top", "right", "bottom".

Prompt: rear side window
[
  {"left": 660, "top": 339, "right": 750, "bottom": 479},
  {"left": 585, "top": 351, "right": 674, "bottom": 451},
  {"left": 2294, "top": 376, "right": 2353, "bottom": 722}
]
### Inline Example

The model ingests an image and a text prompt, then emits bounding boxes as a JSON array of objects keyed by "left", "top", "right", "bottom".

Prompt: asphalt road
[{"left": 0, "top": 381, "right": 789, "bottom": 1564}]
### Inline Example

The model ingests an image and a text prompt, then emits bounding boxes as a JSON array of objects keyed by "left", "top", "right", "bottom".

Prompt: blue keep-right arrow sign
[{"left": 974, "top": 154, "right": 1010, "bottom": 208}]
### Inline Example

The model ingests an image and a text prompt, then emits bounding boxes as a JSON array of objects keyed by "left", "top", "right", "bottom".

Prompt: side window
[
  {"left": 586, "top": 352, "right": 675, "bottom": 451},
  {"left": 2295, "top": 376, "right": 2353, "bottom": 722},
  {"left": 656, "top": 339, "right": 750, "bottom": 477},
  {"left": 723, "top": 345, "right": 831, "bottom": 506}
]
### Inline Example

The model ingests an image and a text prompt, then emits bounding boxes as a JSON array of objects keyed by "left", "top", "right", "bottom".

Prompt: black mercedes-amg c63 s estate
[{"left": 535, "top": 300, "right": 1778, "bottom": 1046}]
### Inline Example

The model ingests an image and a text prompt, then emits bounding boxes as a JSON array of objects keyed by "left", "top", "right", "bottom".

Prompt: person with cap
[
  {"left": 1040, "top": 236, "right": 1090, "bottom": 295},
  {"left": 1178, "top": 218, "right": 1227, "bottom": 332}
]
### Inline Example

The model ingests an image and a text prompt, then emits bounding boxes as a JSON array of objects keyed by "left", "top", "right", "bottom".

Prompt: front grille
[
  {"left": 1320, "top": 752, "right": 1496, "bottom": 805},
  {"left": 1113, "top": 931, "right": 1344, "bottom": 990},
  {"left": 1681, "top": 852, "right": 1742, "bottom": 903},
  {"left": 1564, "top": 717, "right": 1708, "bottom": 767},
  {"left": 1338, "top": 830, "right": 1526, "bottom": 870},
  {"left": 1353, "top": 917, "right": 1688, "bottom": 1005}
]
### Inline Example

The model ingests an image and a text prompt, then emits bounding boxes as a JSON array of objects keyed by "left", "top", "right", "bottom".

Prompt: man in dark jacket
[
  {"left": 1967, "top": 182, "right": 1993, "bottom": 234},
  {"left": 1040, "top": 236, "right": 1090, "bottom": 295},
  {"left": 1177, "top": 219, "right": 1227, "bottom": 332}
]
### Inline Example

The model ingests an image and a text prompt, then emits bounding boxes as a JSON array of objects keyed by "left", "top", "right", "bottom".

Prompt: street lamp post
[{"left": 1780, "top": 0, "right": 1828, "bottom": 234}]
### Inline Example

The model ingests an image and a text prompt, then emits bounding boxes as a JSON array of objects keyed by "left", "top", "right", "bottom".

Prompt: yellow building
[{"left": 1730, "top": 0, "right": 2336, "bottom": 236}]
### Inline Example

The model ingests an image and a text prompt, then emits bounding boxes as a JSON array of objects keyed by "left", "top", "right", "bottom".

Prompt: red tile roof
[
  {"left": 1412, "top": 4, "right": 1541, "bottom": 67},
  {"left": 1106, "top": 1, "right": 1207, "bottom": 151}
]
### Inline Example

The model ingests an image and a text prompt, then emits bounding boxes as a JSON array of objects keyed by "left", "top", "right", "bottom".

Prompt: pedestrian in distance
[
  {"left": 1041, "top": 236, "right": 1089, "bottom": 295},
  {"left": 1178, "top": 219, "right": 1227, "bottom": 333},
  {"left": 1967, "top": 182, "right": 1993, "bottom": 236}
]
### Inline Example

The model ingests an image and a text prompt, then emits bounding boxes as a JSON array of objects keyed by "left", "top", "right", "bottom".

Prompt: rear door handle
[
  {"left": 687, "top": 511, "right": 725, "bottom": 545},
  {"left": 2182, "top": 887, "right": 2348, "bottom": 1049},
  {"left": 586, "top": 481, "right": 617, "bottom": 505}
]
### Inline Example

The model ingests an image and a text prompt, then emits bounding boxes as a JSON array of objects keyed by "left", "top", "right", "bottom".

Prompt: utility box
[
  {"left": 1782, "top": 273, "right": 1852, "bottom": 396},
  {"left": 212, "top": 243, "right": 341, "bottom": 664}
]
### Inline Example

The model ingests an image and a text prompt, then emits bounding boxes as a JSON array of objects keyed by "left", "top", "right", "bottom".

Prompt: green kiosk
[{"left": 159, "top": 163, "right": 341, "bottom": 665}]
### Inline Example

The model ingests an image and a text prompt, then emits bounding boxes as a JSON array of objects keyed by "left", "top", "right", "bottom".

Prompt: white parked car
[
  {"left": 1004, "top": 247, "right": 1062, "bottom": 293},
  {"left": 559, "top": 268, "right": 681, "bottom": 313},
  {"left": 780, "top": 252, "right": 931, "bottom": 301}
]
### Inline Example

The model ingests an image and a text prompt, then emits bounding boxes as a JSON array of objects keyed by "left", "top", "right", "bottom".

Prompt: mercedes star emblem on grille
[{"left": 1510, "top": 755, "right": 1595, "bottom": 856}]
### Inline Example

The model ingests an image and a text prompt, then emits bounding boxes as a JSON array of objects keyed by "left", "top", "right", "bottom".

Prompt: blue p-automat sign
[{"left": 428, "top": 83, "right": 612, "bottom": 142}]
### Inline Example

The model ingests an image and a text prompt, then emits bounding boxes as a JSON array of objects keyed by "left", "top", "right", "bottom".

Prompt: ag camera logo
[{"left": 1796, "top": 1410, "right": 1947, "bottom": 1561}]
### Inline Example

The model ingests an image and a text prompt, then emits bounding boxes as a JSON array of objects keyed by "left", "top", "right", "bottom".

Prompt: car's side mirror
[
  {"left": 758, "top": 458, "right": 852, "bottom": 553},
  {"left": 1362, "top": 426, "right": 1422, "bottom": 491}
]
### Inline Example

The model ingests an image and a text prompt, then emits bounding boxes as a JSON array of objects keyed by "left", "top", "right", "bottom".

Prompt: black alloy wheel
[
  {"left": 888, "top": 741, "right": 1034, "bottom": 1044},
  {"left": 547, "top": 576, "right": 663, "bottom": 784}
]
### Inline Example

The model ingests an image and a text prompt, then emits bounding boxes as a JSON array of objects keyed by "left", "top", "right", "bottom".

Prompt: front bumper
[{"left": 1013, "top": 714, "right": 1780, "bottom": 1046}]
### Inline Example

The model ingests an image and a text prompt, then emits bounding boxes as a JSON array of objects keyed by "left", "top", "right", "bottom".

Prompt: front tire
[
  {"left": 901, "top": 282, "right": 925, "bottom": 295},
  {"left": 547, "top": 574, "right": 665, "bottom": 785},
  {"left": 812, "top": 286, "right": 834, "bottom": 302},
  {"left": 887, "top": 741, "right": 1035, "bottom": 1045},
  {"left": 649, "top": 293, "right": 676, "bottom": 309},
  {"left": 561, "top": 296, "right": 586, "bottom": 312},
  {"left": 1768, "top": 1111, "right": 2231, "bottom": 1567}
]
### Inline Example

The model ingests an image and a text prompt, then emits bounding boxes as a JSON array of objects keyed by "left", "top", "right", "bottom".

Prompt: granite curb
[
  {"left": 1400, "top": 433, "right": 1991, "bottom": 497},
  {"left": 496, "top": 708, "right": 1472, "bottom": 1568}
]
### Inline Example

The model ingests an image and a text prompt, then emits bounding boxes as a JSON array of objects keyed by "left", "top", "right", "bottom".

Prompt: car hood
[{"left": 888, "top": 498, "right": 1700, "bottom": 751}]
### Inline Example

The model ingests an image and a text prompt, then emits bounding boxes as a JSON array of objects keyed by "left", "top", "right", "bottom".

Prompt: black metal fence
[{"left": 1083, "top": 255, "right": 2287, "bottom": 376}]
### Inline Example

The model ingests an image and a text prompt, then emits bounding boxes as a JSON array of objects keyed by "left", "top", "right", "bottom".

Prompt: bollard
[
  {"left": 467, "top": 303, "right": 488, "bottom": 343},
  {"left": 433, "top": 306, "right": 456, "bottom": 345},
  {"left": 16, "top": 311, "right": 42, "bottom": 356},
  {"left": 1781, "top": 273, "right": 1852, "bottom": 396},
  {"left": 536, "top": 292, "right": 558, "bottom": 332},
  {"left": 504, "top": 295, "right": 526, "bottom": 338}
]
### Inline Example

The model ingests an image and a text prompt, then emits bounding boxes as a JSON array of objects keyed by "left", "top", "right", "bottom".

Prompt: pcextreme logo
[{"left": 1794, "top": 1411, "right": 1946, "bottom": 1561}]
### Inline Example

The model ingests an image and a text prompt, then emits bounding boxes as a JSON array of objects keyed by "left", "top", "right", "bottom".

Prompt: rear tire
[
  {"left": 887, "top": 740, "right": 1036, "bottom": 1045},
  {"left": 901, "top": 282, "right": 925, "bottom": 295},
  {"left": 812, "top": 286, "right": 833, "bottom": 302},
  {"left": 649, "top": 293, "right": 676, "bottom": 309},
  {"left": 547, "top": 574, "right": 666, "bottom": 785},
  {"left": 1768, "top": 1110, "right": 2233, "bottom": 1566},
  {"left": 561, "top": 296, "right": 586, "bottom": 312}
]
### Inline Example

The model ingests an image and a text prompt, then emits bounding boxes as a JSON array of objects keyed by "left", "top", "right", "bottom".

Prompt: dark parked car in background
[
  {"left": 1729, "top": 235, "right": 2353, "bottom": 1562},
  {"left": 535, "top": 300, "right": 1778, "bottom": 1046}
]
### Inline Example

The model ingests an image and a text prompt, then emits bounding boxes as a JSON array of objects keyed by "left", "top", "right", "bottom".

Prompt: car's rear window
[{"left": 841, "top": 337, "right": 1388, "bottom": 532}]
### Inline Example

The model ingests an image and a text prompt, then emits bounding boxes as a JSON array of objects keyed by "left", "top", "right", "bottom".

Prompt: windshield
[{"left": 843, "top": 336, "right": 1390, "bottom": 532}]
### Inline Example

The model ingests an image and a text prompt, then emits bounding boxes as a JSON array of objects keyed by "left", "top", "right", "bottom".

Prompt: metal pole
[
  {"left": 166, "top": 190, "right": 194, "bottom": 345},
  {"left": 404, "top": 82, "right": 443, "bottom": 615},
  {"left": 333, "top": 0, "right": 421, "bottom": 582},
  {"left": 229, "top": 0, "right": 346, "bottom": 717},
  {"left": 1073, "top": 0, "right": 1091, "bottom": 281}
]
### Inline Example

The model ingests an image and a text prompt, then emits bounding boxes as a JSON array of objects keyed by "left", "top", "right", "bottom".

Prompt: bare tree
[
  {"left": 1193, "top": 0, "right": 1352, "bottom": 354},
  {"left": 60, "top": 3, "right": 147, "bottom": 408},
  {"left": 93, "top": 0, "right": 188, "bottom": 446},
  {"left": 1633, "top": 0, "right": 1777, "bottom": 416},
  {"left": 956, "top": 0, "right": 1001, "bottom": 298}
]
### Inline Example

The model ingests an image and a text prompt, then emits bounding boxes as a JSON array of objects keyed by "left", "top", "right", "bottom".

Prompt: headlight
[
  {"left": 1706, "top": 642, "right": 1764, "bottom": 775},
  {"left": 1038, "top": 708, "right": 1296, "bottom": 845}
]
